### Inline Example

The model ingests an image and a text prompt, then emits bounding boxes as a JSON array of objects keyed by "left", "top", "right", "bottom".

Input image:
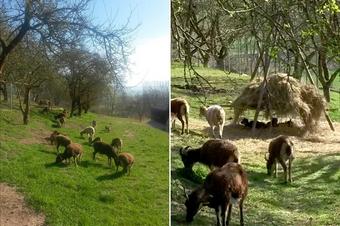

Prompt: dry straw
[{"left": 232, "top": 73, "right": 326, "bottom": 131}]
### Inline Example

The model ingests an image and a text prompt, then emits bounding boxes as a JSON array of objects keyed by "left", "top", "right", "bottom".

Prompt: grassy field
[
  {"left": 0, "top": 102, "right": 169, "bottom": 225},
  {"left": 171, "top": 63, "right": 340, "bottom": 225}
]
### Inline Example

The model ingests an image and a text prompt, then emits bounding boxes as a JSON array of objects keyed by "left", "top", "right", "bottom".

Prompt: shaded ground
[
  {"left": 0, "top": 183, "right": 45, "bottom": 226},
  {"left": 171, "top": 119, "right": 340, "bottom": 226}
]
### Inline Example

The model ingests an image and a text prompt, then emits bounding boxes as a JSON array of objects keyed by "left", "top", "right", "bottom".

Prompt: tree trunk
[
  {"left": 293, "top": 54, "right": 304, "bottom": 80},
  {"left": 0, "top": 81, "right": 8, "bottom": 101},
  {"left": 215, "top": 56, "right": 225, "bottom": 70},
  {"left": 202, "top": 53, "right": 209, "bottom": 67},
  {"left": 77, "top": 98, "right": 82, "bottom": 116},
  {"left": 70, "top": 99, "right": 76, "bottom": 117},
  {"left": 322, "top": 84, "right": 331, "bottom": 103},
  {"left": 22, "top": 87, "right": 30, "bottom": 125}
]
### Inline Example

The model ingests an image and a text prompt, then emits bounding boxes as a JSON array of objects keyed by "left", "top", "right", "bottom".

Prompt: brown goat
[
  {"left": 54, "top": 134, "right": 72, "bottom": 153},
  {"left": 265, "top": 135, "right": 295, "bottom": 183},
  {"left": 49, "top": 130, "right": 60, "bottom": 145},
  {"left": 184, "top": 162, "right": 248, "bottom": 226},
  {"left": 92, "top": 141, "right": 118, "bottom": 167},
  {"left": 56, "top": 143, "right": 83, "bottom": 167},
  {"left": 171, "top": 98, "right": 189, "bottom": 134},
  {"left": 117, "top": 152, "right": 134, "bottom": 175},
  {"left": 111, "top": 138, "right": 123, "bottom": 152},
  {"left": 179, "top": 139, "right": 240, "bottom": 171}
]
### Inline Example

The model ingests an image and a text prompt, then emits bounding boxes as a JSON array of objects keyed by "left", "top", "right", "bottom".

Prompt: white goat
[{"left": 199, "top": 105, "right": 225, "bottom": 139}]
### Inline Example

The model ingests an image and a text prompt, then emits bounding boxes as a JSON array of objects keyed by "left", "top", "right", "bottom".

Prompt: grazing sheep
[
  {"left": 92, "top": 141, "right": 118, "bottom": 167},
  {"left": 49, "top": 130, "right": 60, "bottom": 145},
  {"left": 117, "top": 152, "right": 134, "bottom": 175},
  {"left": 54, "top": 111, "right": 67, "bottom": 120},
  {"left": 104, "top": 126, "right": 111, "bottom": 132},
  {"left": 171, "top": 98, "right": 189, "bottom": 134},
  {"left": 111, "top": 138, "right": 123, "bottom": 152},
  {"left": 91, "top": 120, "right": 97, "bottom": 128},
  {"left": 265, "top": 135, "right": 295, "bottom": 183},
  {"left": 179, "top": 139, "right": 240, "bottom": 171},
  {"left": 184, "top": 162, "right": 248, "bottom": 226},
  {"left": 199, "top": 105, "right": 225, "bottom": 139},
  {"left": 38, "top": 99, "right": 51, "bottom": 107},
  {"left": 54, "top": 134, "right": 72, "bottom": 153},
  {"left": 56, "top": 117, "right": 65, "bottom": 128},
  {"left": 80, "top": 126, "right": 95, "bottom": 139},
  {"left": 56, "top": 143, "right": 83, "bottom": 167},
  {"left": 90, "top": 137, "right": 102, "bottom": 145},
  {"left": 240, "top": 118, "right": 267, "bottom": 129}
]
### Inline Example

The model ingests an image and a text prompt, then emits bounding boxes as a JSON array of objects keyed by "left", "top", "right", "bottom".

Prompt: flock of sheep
[
  {"left": 49, "top": 115, "right": 134, "bottom": 175},
  {"left": 171, "top": 97, "right": 295, "bottom": 226}
]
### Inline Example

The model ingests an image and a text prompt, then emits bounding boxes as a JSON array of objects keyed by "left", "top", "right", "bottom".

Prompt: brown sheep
[
  {"left": 54, "top": 134, "right": 72, "bottom": 153},
  {"left": 171, "top": 98, "right": 189, "bottom": 134},
  {"left": 265, "top": 135, "right": 295, "bottom": 183},
  {"left": 49, "top": 130, "right": 60, "bottom": 145},
  {"left": 117, "top": 152, "right": 134, "bottom": 175},
  {"left": 179, "top": 139, "right": 240, "bottom": 171},
  {"left": 184, "top": 162, "right": 248, "bottom": 226},
  {"left": 56, "top": 143, "right": 83, "bottom": 167},
  {"left": 92, "top": 141, "right": 118, "bottom": 167},
  {"left": 111, "top": 138, "right": 123, "bottom": 152}
]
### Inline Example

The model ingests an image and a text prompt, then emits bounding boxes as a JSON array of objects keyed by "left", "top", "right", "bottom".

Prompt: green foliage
[{"left": 0, "top": 105, "right": 169, "bottom": 225}]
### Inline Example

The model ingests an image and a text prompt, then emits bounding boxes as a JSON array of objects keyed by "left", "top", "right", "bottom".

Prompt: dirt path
[{"left": 0, "top": 183, "right": 45, "bottom": 226}]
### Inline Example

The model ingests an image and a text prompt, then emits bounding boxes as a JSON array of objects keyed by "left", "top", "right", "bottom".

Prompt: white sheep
[{"left": 199, "top": 105, "right": 225, "bottom": 139}]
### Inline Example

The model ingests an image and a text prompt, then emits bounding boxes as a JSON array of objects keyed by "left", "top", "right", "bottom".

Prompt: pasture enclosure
[
  {"left": 0, "top": 103, "right": 169, "bottom": 225},
  {"left": 171, "top": 64, "right": 340, "bottom": 225}
]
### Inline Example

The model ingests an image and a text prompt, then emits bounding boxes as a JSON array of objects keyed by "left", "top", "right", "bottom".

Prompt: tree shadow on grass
[
  {"left": 44, "top": 162, "right": 68, "bottom": 168},
  {"left": 292, "top": 152, "right": 340, "bottom": 183},
  {"left": 37, "top": 148, "right": 57, "bottom": 156},
  {"left": 79, "top": 160, "right": 110, "bottom": 169},
  {"left": 96, "top": 171, "right": 126, "bottom": 181}
]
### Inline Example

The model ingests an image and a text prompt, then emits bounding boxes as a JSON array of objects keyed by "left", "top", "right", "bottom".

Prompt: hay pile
[{"left": 232, "top": 73, "right": 326, "bottom": 131}]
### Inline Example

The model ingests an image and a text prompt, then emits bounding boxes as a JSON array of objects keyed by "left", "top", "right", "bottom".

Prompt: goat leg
[
  {"left": 184, "top": 113, "right": 189, "bottom": 134},
  {"left": 221, "top": 203, "right": 227, "bottom": 226},
  {"left": 215, "top": 207, "right": 221, "bottom": 226},
  {"left": 225, "top": 203, "right": 232, "bottom": 226},
  {"left": 239, "top": 202, "right": 244, "bottom": 226},
  {"left": 218, "top": 125, "right": 223, "bottom": 139},
  {"left": 178, "top": 115, "right": 185, "bottom": 134},
  {"left": 278, "top": 158, "right": 288, "bottom": 183},
  {"left": 211, "top": 125, "right": 216, "bottom": 138},
  {"left": 274, "top": 160, "right": 278, "bottom": 178},
  {"left": 288, "top": 158, "right": 292, "bottom": 183}
]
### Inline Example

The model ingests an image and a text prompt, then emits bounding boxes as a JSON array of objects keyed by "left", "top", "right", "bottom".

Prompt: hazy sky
[{"left": 90, "top": 0, "right": 170, "bottom": 87}]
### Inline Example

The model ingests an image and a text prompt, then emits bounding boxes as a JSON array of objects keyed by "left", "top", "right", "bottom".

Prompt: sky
[{"left": 90, "top": 0, "right": 170, "bottom": 88}]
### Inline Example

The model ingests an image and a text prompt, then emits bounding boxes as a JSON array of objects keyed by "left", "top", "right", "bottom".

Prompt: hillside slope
[{"left": 0, "top": 104, "right": 169, "bottom": 225}]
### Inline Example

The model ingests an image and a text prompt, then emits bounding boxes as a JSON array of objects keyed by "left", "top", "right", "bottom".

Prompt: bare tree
[
  {"left": 4, "top": 39, "right": 55, "bottom": 124},
  {"left": 0, "top": 0, "right": 132, "bottom": 97}
]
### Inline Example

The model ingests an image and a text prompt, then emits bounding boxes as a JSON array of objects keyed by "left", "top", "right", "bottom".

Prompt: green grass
[
  {"left": 0, "top": 103, "right": 169, "bottom": 225},
  {"left": 171, "top": 136, "right": 340, "bottom": 226},
  {"left": 171, "top": 63, "right": 340, "bottom": 225}
]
